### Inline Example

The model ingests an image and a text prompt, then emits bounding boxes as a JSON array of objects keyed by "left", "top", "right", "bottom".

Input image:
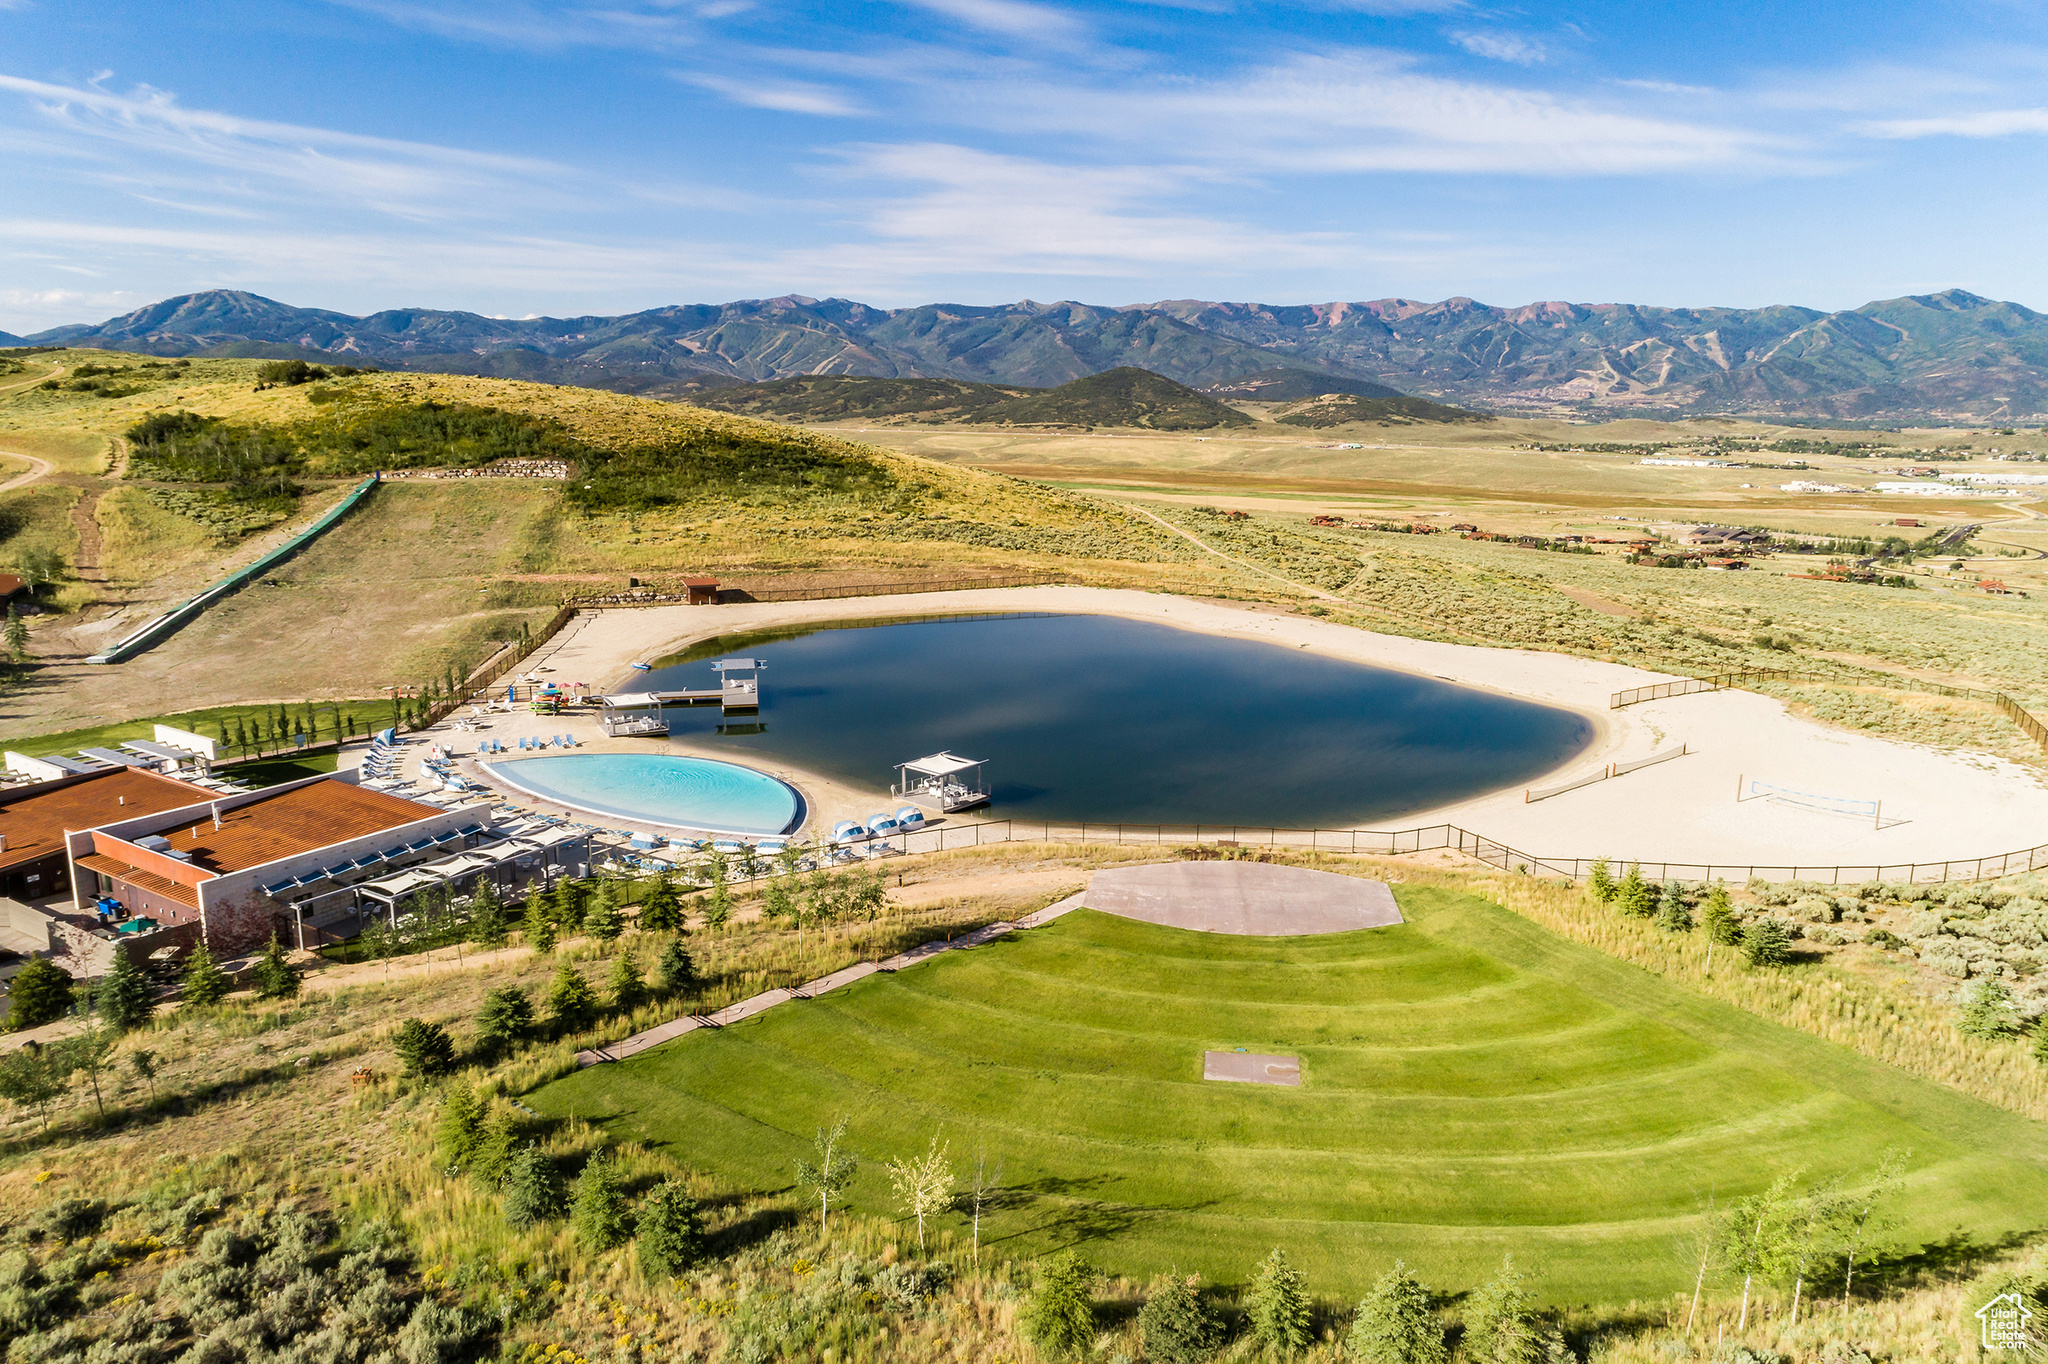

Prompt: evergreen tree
[
  {"left": 1346, "top": 1261, "right": 1446, "bottom": 1364},
  {"left": 502, "top": 1144, "right": 564, "bottom": 1228},
  {"left": 1741, "top": 919, "right": 1794, "bottom": 968},
  {"left": 572, "top": 1149, "right": 632, "bottom": 1251},
  {"left": 1702, "top": 883, "right": 1741, "bottom": 946},
  {"left": 523, "top": 897, "right": 557, "bottom": 954},
  {"left": 252, "top": 935, "right": 302, "bottom": 999},
  {"left": 471, "top": 1110, "right": 519, "bottom": 1186},
  {"left": 393, "top": 1018, "right": 456, "bottom": 1077},
  {"left": 656, "top": 938, "right": 697, "bottom": 998},
  {"left": 1023, "top": 1251, "right": 1097, "bottom": 1359},
  {"left": 545, "top": 962, "right": 597, "bottom": 1032},
  {"left": 98, "top": 949, "right": 157, "bottom": 1030},
  {"left": 584, "top": 883, "right": 622, "bottom": 944},
  {"left": 467, "top": 879, "right": 508, "bottom": 947},
  {"left": 550, "top": 877, "right": 587, "bottom": 932},
  {"left": 1584, "top": 857, "right": 1614, "bottom": 903},
  {"left": 638, "top": 876, "right": 682, "bottom": 933},
  {"left": 1247, "top": 1246, "right": 1314, "bottom": 1353},
  {"left": 180, "top": 943, "right": 231, "bottom": 1006},
  {"left": 1137, "top": 1273, "right": 1220, "bottom": 1364},
  {"left": 607, "top": 953, "right": 646, "bottom": 1013},
  {"left": 4, "top": 604, "right": 29, "bottom": 663},
  {"left": 705, "top": 878, "right": 732, "bottom": 931},
  {"left": 1958, "top": 978, "right": 2019, "bottom": 1039},
  {"left": 1654, "top": 882, "right": 1693, "bottom": 933},
  {"left": 636, "top": 1178, "right": 706, "bottom": 1279},
  {"left": 5, "top": 958, "right": 74, "bottom": 1030},
  {"left": 475, "top": 986, "right": 535, "bottom": 1052},
  {"left": 1463, "top": 1256, "right": 1544, "bottom": 1364},
  {"left": 436, "top": 1083, "right": 487, "bottom": 1170},
  {"left": 1616, "top": 863, "right": 1655, "bottom": 918}
]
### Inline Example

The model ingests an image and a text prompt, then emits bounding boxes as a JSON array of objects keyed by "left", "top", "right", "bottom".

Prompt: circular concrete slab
[{"left": 1082, "top": 861, "right": 1403, "bottom": 936}]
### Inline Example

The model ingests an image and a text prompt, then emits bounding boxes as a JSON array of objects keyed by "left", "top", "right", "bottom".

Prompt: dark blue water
[{"left": 637, "top": 613, "right": 1591, "bottom": 827}]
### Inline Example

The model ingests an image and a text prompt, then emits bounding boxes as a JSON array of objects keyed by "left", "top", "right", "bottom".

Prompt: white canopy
[
  {"left": 900, "top": 751, "right": 984, "bottom": 777},
  {"left": 603, "top": 692, "right": 662, "bottom": 707}
]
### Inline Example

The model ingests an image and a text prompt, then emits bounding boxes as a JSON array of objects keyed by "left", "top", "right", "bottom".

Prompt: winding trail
[
  {"left": 1124, "top": 502, "right": 1343, "bottom": 602},
  {"left": 0, "top": 448, "right": 52, "bottom": 494}
]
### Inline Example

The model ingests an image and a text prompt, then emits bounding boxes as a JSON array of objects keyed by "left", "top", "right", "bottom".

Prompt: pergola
[{"left": 893, "top": 751, "right": 990, "bottom": 812}]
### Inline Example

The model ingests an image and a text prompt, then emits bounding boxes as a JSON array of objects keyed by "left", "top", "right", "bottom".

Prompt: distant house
[
  {"left": 1306, "top": 515, "right": 1345, "bottom": 527},
  {"left": 1704, "top": 557, "right": 1748, "bottom": 570},
  {"left": 1894, "top": 517, "right": 1923, "bottom": 528},
  {"left": 1449, "top": 523, "right": 1478, "bottom": 532},
  {"left": 683, "top": 577, "right": 719, "bottom": 605},
  {"left": 0, "top": 574, "right": 28, "bottom": 605}
]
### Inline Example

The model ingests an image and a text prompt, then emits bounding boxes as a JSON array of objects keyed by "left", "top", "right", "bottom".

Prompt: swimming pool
[{"left": 483, "top": 753, "right": 803, "bottom": 836}]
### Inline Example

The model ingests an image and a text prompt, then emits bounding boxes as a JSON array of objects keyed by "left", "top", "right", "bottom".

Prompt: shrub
[
  {"left": 1346, "top": 1261, "right": 1446, "bottom": 1364},
  {"left": 1245, "top": 1246, "right": 1313, "bottom": 1352},
  {"left": 436, "top": 1084, "right": 487, "bottom": 1170},
  {"left": 1958, "top": 978, "right": 2019, "bottom": 1039},
  {"left": 571, "top": 1150, "right": 631, "bottom": 1251},
  {"left": 1023, "top": 1251, "right": 1096, "bottom": 1358},
  {"left": 502, "top": 1145, "right": 563, "bottom": 1229},
  {"left": 636, "top": 1179, "right": 706, "bottom": 1279},
  {"left": 1654, "top": 882, "right": 1693, "bottom": 933},
  {"left": 181, "top": 944, "right": 232, "bottom": 1005},
  {"left": 6, "top": 959, "right": 73, "bottom": 1030},
  {"left": 1137, "top": 1272, "right": 1220, "bottom": 1364},
  {"left": 1463, "top": 1255, "right": 1543, "bottom": 1364},
  {"left": 1742, "top": 919, "right": 1793, "bottom": 968},
  {"left": 475, "top": 987, "right": 534, "bottom": 1052},
  {"left": 392, "top": 1019, "right": 456, "bottom": 1077},
  {"left": 252, "top": 936, "right": 302, "bottom": 1000}
]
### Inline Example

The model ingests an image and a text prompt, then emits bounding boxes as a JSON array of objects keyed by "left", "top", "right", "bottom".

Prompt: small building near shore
[{"left": 684, "top": 577, "right": 720, "bottom": 605}]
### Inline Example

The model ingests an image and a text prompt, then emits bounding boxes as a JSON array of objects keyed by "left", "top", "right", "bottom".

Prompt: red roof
[
  {"left": 126, "top": 779, "right": 445, "bottom": 874},
  {"left": 0, "top": 768, "right": 215, "bottom": 872}
]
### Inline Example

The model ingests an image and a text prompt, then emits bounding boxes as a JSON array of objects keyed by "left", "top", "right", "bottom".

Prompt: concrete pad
[
  {"left": 1083, "top": 861, "right": 1402, "bottom": 936},
  {"left": 1204, "top": 1051, "right": 1301, "bottom": 1086}
]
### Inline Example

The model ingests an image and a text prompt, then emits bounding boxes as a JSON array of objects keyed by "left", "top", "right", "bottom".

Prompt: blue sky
[{"left": 5, "top": 0, "right": 2048, "bottom": 331}]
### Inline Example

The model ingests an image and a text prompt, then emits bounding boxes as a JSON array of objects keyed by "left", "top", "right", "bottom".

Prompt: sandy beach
[{"left": 453, "top": 585, "right": 2048, "bottom": 870}]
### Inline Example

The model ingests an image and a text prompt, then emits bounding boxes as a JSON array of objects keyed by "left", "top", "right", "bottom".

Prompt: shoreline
[{"left": 494, "top": 585, "right": 2048, "bottom": 868}]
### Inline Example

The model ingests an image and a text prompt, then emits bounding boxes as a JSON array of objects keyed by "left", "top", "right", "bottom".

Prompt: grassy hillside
[
  {"left": 1271, "top": 391, "right": 1492, "bottom": 426},
  {"left": 688, "top": 366, "right": 1255, "bottom": 431},
  {"left": 528, "top": 894, "right": 2048, "bottom": 1302},
  {"left": 1203, "top": 367, "right": 1410, "bottom": 401}
]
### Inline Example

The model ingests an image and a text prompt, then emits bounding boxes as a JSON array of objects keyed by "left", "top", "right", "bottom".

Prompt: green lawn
[{"left": 527, "top": 890, "right": 2048, "bottom": 1302}]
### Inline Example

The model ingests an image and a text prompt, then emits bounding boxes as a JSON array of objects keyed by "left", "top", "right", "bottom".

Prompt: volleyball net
[{"left": 1739, "top": 777, "right": 1882, "bottom": 827}]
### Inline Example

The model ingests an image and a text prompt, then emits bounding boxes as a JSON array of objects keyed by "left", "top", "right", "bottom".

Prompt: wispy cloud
[
  {"left": 896, "top": 0, "right": 1087, "bottom": 43},
  {"left": 1860, "top": 107, "right": 2048, "bottom": 138},
  {"left": 681, "top": 72, "right": 867, "bottom": 116},
  {"left": 1447, "top": 30, "right": 1546, "bottom": 65}
]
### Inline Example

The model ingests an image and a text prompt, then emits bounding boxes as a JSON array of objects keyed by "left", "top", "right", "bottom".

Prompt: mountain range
[{"left": 17, "top": 287, "right": 2048, "bottom": 422}]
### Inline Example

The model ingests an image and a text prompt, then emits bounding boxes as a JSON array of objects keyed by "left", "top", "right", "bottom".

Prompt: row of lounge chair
[{"left": 474, "top": 735, "right": 579, "bottom": 754}]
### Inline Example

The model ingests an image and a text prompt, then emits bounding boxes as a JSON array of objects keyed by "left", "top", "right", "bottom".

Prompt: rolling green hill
[
  {"left": 687, "top": 366, "right": 1255, "bottom": 430},
  {"left": 1274, "top": 392, "right": 1492, "bottom": 426},
  {"left": 1202, "top": 366, "right": 1409, "bottom": 402}
]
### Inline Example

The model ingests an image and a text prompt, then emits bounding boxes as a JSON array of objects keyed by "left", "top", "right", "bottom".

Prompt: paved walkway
[{"left": 575, "top": 892, "right": 1086, "bottom": 1066}]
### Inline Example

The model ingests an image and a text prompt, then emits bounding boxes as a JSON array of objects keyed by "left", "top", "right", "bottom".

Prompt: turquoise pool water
[{"left": 484, "top": 753, "right": 802, "bottom": 836}]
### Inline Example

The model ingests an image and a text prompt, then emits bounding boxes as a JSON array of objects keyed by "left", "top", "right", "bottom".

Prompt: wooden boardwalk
[{"left": 575, "top": 892, "right": 1086, "bottom": 1067}]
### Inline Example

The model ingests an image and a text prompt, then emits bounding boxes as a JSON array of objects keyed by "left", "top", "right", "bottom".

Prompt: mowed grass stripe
[{"left": 530, "top": 898, "right": 2048, "bottom": 1300}]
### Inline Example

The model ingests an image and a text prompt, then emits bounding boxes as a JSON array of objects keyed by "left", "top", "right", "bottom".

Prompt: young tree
[
  {"left": 1836, "top": 1151, "right": 1904, "bottom": 1310},
  {"left": 886, "top": 1131, "right": 954, "bottom": 1254},
  {"left": 475, "top": 986, "right": 535, "bottom": 1053},
  {"left": 64, "top": 1027, "right": 119, "bottom": 1120},
  {"left": 1741, "top": 919, "right": 1793, "bottom": 968},
  {"left": 1584, "top": 857, "right": 1615, "bottom": 903},
  {"left": 1701, "top": 883, "right": 1740, "bottom": 960},
  {"left": 2034, "top": 1020, "right": 2048, "bottom": 1068},
  {"left": 1346, "top": 1262, "right": 1446, "bottom": 1364},
  {"left": 762, "top": 876, "right": 799, "bottom": 939},
  {"left": 252, "top": 935, "right": 303, "bottom": 999},
  {"left": 636, "top": 1178, "right": 706, "bottom": 1279},
  {"left": 584, "top": 883, "right": 622, "bottom": 945},
  {"left": 1779, "top": 1177, "right": 1851, "bottom": 1326},
  {"left": 467, "top": 879, "right": 508, "bottom": 947},
  {"left": 550, "top": 877, "right": 587, "bottom": 932},
  {"left": 502, "top": 1144, "right": 564, "bottom": 1229},
  {"left": 523, "top": 896, "right": 557, "bottom": 954},
  {"left": 1023, "top": 1251, "right": 1096, "bottom": 1360},
  {"left": 1654, "top": 882, "right": 1693, "bottom": 933},
  {"left": 436, "top": 1083, "right": 487, "bottom": 1170},
  {"left": 128, "top": 1048, "right": 160, "bottom": 1104},
  {"left": 97, "top": 950, "right": 157, "bottom": 1031},
  {"left": 1137, "top": 1273, "right": 1220, "bottom": 1364},
  {"left": 638, "top": 875, "right": 682, "bottom": 933},
  {"left": 471, "top": 1109, "right": 520, "bottom": 1186},
  {"left": 607, "top": 952, "right": 647, "bottom": 1013},
  {"left": 1720, "top": 1171, "right": 1801, "bottom": 1331},
  {"left": 5, "top": 958, "right": 74, "bottom": 1030},
  {"left": 1616, "top": 863, "right": 1655, "bottom": 918},
  {"left": 656, "top": 938, "right": 697, "bottom": 1000},
  {"left": 545, "top": 962, "right": 597, "bottom": 1032},
  {"left": 967, "top": 1142, "right": 1004, "bottom": 1272},
  {"left": 1958, "top": 977, "right": 2019, "bottom": 1039},
  {"left": 180, "top": 943, "right": 231, "bottom": 1006},
  {"left": 0, "top": 1043, "right": 69, "bottom": 1132},
  {"left": 704, "top": 868, "right": 732, "bottom": 931},
  {"left": 393, "top": 1019, "right": 456, "bottom": 1077},
  {"left": 1246, "top": 1246, "right": 1314, "bottom": 1353},
  {"left": 794, "top": 1115, "right": 858, "bottom": 1237},
  {"left": 572, "top": 1149, "right": 632, "bottom": 1252},
  {"left": 4, "top": 603, "right": 29, "bottom": 663},
  {"left": 1463, "top": 1255, "right": 1543, "bottom": 1364}
]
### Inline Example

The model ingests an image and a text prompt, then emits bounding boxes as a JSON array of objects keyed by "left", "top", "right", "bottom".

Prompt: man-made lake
[{"left": 637, "top": 613, "right": 1592, "bottom": 828}]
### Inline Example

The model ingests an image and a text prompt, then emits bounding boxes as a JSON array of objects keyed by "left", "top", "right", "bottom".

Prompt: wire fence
[
  {"left": 565, "top": 574, "right": 1067, "bottom": 608},
  {"left": 818, "top": 816, "right": 2048, "bottom": 888}
]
